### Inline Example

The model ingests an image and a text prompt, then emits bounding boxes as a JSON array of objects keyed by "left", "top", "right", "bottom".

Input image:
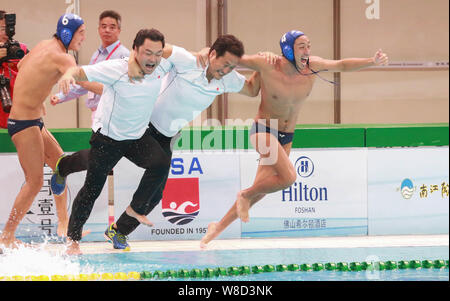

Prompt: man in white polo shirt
[
  {"left": 58, "top": 28, "right": 173, "bottom": 255},
  {"left": 111, "top": 35, "right": 261, "bottom": 245}
]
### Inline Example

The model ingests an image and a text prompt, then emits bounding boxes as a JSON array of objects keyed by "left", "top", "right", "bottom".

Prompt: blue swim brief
[
  {"left": 7, "top": 118, "right": 44, "bottom": 137},
  {"left": 249, "top": 122, "right": 294, "bottom": 146}
]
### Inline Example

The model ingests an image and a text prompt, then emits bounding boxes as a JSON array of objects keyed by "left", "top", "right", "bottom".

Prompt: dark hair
[
  {"left": 210, "top": 34, "right": 244, "bottom": 58},
  {"left": 99, "top": 10, "right": 122, "bottom": 29},
  {"left": 132, "top": 28, "right": 165, "bottom": 50},
  {"left": 0, "top": 10, "right": 6, "bottom": 20}
]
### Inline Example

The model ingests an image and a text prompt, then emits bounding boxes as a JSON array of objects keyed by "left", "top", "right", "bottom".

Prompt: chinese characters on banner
[
  {"left": 419, "top": 182, "right": 449, "bottom": 198},
  {"left": 283, "top": 219, "right": 327, "bottom": 230},
  {"left": 34, "top": 165, "right": 56, "bottom": 235}
]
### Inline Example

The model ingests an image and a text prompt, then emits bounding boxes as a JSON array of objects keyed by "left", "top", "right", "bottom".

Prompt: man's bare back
[{"left": 9, "top": 39, "right": 76, "bottom": 120}]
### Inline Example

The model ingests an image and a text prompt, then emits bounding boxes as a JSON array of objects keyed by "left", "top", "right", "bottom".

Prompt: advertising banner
[
  {"left": 114, "top": 151, "right": 241, "bottom": 241},
  {"left": 0, "top": 154, "right": 108, "bottom": 243},
  {"left": 240, "top": 149, "right": 368, "bottom": 238},
  {"left": 368, "top": 147, "right": 449, "bottom": 235}
]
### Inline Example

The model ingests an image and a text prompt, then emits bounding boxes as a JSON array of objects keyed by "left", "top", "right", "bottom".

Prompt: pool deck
[{"left": 46, "top": 234, "right": 449, "bottom": 255}]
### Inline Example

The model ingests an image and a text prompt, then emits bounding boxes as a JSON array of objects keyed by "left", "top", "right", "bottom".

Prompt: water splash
[{"left": 0, "top": 240, "right": 95, "bottom": 277}]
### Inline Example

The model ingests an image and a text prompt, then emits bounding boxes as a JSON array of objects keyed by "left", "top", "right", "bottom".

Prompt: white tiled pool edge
[{"left": 46, "top": 234, "right": 449, "bottom": 255}]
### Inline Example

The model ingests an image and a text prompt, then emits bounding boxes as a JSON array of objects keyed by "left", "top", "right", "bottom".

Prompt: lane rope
[{"left": 0, "top": 259, "right": 447, "bottom": 281}]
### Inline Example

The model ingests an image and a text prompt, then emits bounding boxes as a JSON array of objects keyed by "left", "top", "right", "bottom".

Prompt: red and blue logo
[{"left": 161, "top": 178, "right": 200, "bottom": 225}]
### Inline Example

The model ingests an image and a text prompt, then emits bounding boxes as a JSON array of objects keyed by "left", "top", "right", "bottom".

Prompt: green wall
[{"left": 0, "top": 123, "right": 448, "bottom": 153}]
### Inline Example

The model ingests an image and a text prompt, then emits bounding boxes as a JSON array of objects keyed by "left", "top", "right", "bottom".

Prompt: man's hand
[
  {"left": 127, "top": 50, "right": 144, "bottom": 83},
  {"left": 58, "top": 74, "right": 76, "bottom": 95},
  {"left": 373, "top": 49, "right": 388, "bottom": 66},
  {"left": 257, "top": 51, "right": 280, "bottom": 65},
  {"left": 50, "top": 95, "right": 61, "bottom": 106},
  {"left": 196, "top": 47, "right": 210, "bottom": 69}
]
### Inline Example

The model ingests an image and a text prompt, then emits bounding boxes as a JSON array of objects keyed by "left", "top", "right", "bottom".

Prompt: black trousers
[
  {"left": 67, "top": 126, "right": 171, "bottom": 241},
  {"left": 115, "top": 124, "right": 175, "bottom": 235},
  {"left": 58, "top": 148, "right": 90, "bottom": 178}
]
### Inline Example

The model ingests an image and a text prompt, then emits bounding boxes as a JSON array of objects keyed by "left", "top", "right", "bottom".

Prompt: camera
[
  {"left": 0, "top": 13, "right": 25, "bottom": 64},
  {"left": 0, "top": 75, "right": 12, "bottom": 113}
]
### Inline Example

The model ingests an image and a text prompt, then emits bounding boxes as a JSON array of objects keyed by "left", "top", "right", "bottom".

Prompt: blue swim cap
[
  {"left": 280, "top": 30, "right": 305, "bottom": 63},
  {"left": 56, "top": 13, "right": 84, "bottom": 49}
]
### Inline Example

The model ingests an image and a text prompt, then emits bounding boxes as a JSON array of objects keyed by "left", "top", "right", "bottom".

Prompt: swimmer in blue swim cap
[
  {"left": 280, "top": 30, "right": 309, "bottom": 70},
  {"left": 0, "top": 13, "right": 87, "bottom": 250},
  {"left": 54, "top": 13, "right": 86, "bottom": 51},
  {"left": 278, "top": 29, "right": 388, "bottom": 76},
  {"left": 200, "top": 31, "right": 388, "bottom": 247}
]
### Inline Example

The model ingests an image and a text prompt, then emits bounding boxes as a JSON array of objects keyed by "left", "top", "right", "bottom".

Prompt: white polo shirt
[
  {"left": 150, "top": 46, "right": 246, "bottom": 137},
  {"left": 82, "top": 58, "right": 171, "bottom": 141}
]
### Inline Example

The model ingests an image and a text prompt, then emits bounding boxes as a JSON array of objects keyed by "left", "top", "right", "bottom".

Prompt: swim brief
[
  {"left": 250, "top": 122, "right": 294, "bottom": 146},
  {"left": 7, "top": 118, "right": 44, "bottom": 137}
]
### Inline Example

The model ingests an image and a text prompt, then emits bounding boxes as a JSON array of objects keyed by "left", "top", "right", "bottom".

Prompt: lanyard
[{"left": 92, "top": 42, "right": 121, "bottom": 64}]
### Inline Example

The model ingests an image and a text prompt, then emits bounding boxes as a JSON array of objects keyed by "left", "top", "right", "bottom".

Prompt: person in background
[
  {"left": 50, "top": 10, "right": 129, "bottom": 122},
  {"left": 0, "top": 10, "right": 29, "bottom": 129}
]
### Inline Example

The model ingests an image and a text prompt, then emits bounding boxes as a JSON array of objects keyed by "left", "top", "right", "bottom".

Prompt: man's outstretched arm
[{"left": 310, "top": 49, "right": 388, "bottom": 72}]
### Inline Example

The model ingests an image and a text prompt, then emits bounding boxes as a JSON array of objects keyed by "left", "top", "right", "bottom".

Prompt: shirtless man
[
  {"left": 200, "top": 30, "right": 388, "bottom": 247},
  {"left": 0, "top": 14, "right": 86, "bottom": 249}
]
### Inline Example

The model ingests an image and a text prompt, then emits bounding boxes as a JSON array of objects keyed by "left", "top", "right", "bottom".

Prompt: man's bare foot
[
  {"left": 65, "top": 239, "right": 82, "bottom": 255},
  {"left": 236, "top": 191, "right": 251, "bottom": 223},
  {"left": 200, "top": 222, "right": 218, "bottom": 249},
  {"left": 126, "top": 206, "right": 154, "bottom": 227}
]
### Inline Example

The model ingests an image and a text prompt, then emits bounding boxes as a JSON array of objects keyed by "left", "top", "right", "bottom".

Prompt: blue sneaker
[
  {"left": 50, "top": 155, "right": 67, "bottom": 196},
  {"left": 104, "top": 224, "right": 130, "bottom": 251}
]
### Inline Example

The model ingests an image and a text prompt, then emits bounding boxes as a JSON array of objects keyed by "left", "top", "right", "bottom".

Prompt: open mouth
[
  {"left": 145, "top": 62, "right": 156, "bottom": 69},
  {"left": 217, "top": 70, "right": 226, "bottom": 77}
]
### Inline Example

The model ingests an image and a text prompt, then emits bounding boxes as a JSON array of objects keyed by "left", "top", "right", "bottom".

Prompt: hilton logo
[
  {"left": 295, "top": 156, "right": 314, "bottom": 178},
  {"left": 283, "top": 156, "right": 328, "bottom": 202}
]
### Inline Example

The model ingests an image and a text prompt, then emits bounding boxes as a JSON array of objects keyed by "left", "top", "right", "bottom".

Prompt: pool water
[
  {"left": 74, "top": 246, "right": 448, "bottom": 281},
  {"left": 0, "top": 244, "right": 447, "bottom": 281}
]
